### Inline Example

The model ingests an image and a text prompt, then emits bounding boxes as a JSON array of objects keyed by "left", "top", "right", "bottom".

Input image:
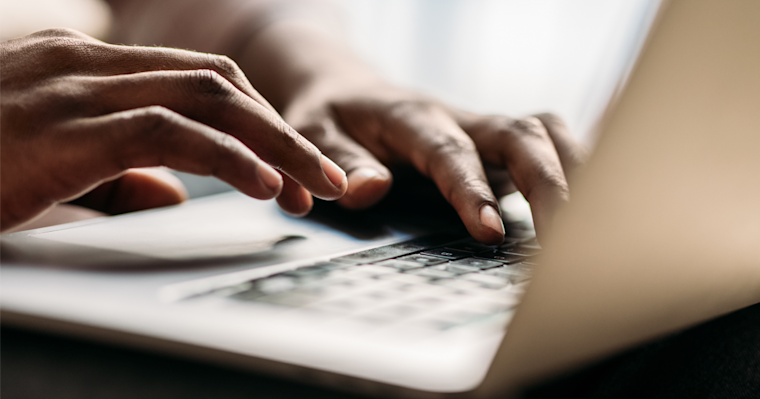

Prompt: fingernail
[
  {"left": 321, "top": 155, "right": 347, "bottom": 189},
  {"left": 480, "top": 205, "right": 505, "bottom": 237},
  {"left": 347, "top": 167, "right": 381, "bottom": 192},
  {"left": 258, "top": 164, "right": 283, "bottom": 193}
]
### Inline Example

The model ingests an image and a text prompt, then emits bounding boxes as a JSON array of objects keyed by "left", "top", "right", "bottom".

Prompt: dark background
[{"left": 3, "top": 302, "right": 759, "bottom": 399}]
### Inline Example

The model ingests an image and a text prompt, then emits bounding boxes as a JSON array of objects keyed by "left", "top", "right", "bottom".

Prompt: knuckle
[
  {"left": 36, "top": 37, "right": 101, "bottom": 65},
  {"left": 429, "top": 134, "right": 477, "bottom": 160},
  {"left": 186, "top": 69, "right": 234, "bottom": 99},
  {"left": 534, "top": 112, "right": 565, "bottom": 126},
  {"left": 386, "top": 99, "right": 436, "bottom": 119},
  {"left": 134, "top": 105, "right": 178, "bottom": 134},
  {"left": 109, "top": 106, "right": 182, "bottom": 170},
  {"left": 207, "top": 133, "right": 238, "bottom": 176},
  {"left": 481, "top": 116, "right": 550, "bottom": 145},
  {"left": 509, "top": 117, "right": 548, "bottom": 139},
  {"left": 206, "top": 54, "right": 246, "bottom": 82},
  {"left": 127, "top": 106, "right": 183, "bottom": 159},
  {"left": 209, "top": 54, "right": 240, "bottom": 73},
  {"left": 422, "top": 134, "right": 478, "bottom": 177},
  {"left": 525, "top": 165, "right": 570, "bottom": 201},
  {"left": 33, "top": 28, "right": 92, "bottom": 40},
  {"left": 214, "top": 132, "right": 241, "bottom": 156},
  {"left": 279, "top": 129, "right": 319, "bottom": 168},
  {"left": 451, "top": 177, "right": 493, "bottom": 203}
]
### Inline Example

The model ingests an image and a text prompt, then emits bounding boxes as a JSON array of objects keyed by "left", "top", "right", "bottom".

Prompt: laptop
[{"left": 2, "top": 0, "right": 759, "bottom": 397}]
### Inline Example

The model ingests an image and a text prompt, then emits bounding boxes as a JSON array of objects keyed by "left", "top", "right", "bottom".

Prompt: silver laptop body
[{"left": 2, "top": 0, "right": 759, "bottom": 397}]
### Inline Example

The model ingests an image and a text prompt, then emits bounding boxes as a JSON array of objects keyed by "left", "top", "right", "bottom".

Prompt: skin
[
  {"left": 230, "top": 17, "right": 589, "bottom": 244},
  {"left": 0, "top": 28, "right": 347, "bottom": 233},
  {"left": 5, "top": 0, "right": 588, "bottom": 244},
  {"left": 106, "top": 0, "right": 589, "bottom": 244}
]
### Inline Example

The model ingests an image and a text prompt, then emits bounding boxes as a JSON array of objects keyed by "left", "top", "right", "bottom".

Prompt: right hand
[
  {"left": 0, "top": 28, "right": 347, "bottom": 232},
  {"left": 283, "top": 79, "right": 587, "bottom": 244}
]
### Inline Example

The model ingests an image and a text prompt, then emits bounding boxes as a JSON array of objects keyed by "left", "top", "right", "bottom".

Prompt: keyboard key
[
  {"left": 330, "top": 233, "right": 464, "bottom": 264},
  {"left": 496, "top": 245, "right": 541, "bottom": 256},
  {"left": 291, "top": 283, "right": 352, "bottom": 299},
  {"left": 408, "top": 318, "right": 460, "bottom": 332},
  {"left": 309, "top": 296, "right": 378, "bottom": 313},
  {"left": 308, "top": 261, "right": 351, "bottom": 271},
  {"left": 482, "top": 267, "right": 519, "bottom": 279},
  {"left": 429, "top": 263, "right": 480, "bottom": 274},
  {"left": 376, "top": 273, "right": 429, "bottom": 285},
  {"left": 504, "top": 261, "right": 533, "bottom": 274},
  {"left": 255, "top": 275, "right": 298, "bottom": 294},
  {"left": 421, "top": 248, "right": 471, "bottom": 260},
  {"left": 283, "top": 267, "right": 332, "bottom": 278},
  {"left": 450, "top": 258, "right": 503, "bottom": 269},
  {"left": 398, "top": 254, "right": 447, "bottom": 266},
  {"left": 229, "top": 288, "right": 266, "bottom": 301},
  {"left": 357, "top": 289, "right": 400, "bottom": 301},
  {"left": 253, "top": 292, "right": 320, "bottom": 307},
  {"left": 461, "top": 273, "right": 510, "bottom": 289},
  {"left": 490, "top": 265, "right": 532, "bottom": 284},
  {"left": 392, "top": 282, "right": 442, "bottom": 295},
  {"left": 434, "top": 308, "right": 490, "bottom": 324},
  {"left": 374, "top": 259, "right": 424, "bottom": 270},
  {"left": 475, "top": 250, "right": 525, "bottom": 263},
  {"left": 405, "top": 295, "right": 449, "bottom": 308},
  {"left": 212, "top": 282, "right": 253, "bottom": 297},
  {"left": 433, "top": 278, "right": 484, "bottom": 292},
  {"left": 364, "top": 304, "right": 422, "bottom": 320},
  {"left": 508, "top": 274, "right": 531, "bottom": 284},
  {"left": 444, "top": 241, "right": 495, "bottom": 253},
  {"left": 353, "top": 264, "right": 399, "bottom": 275},
  {"left": 407, "top": 268, "right": 456, "bottom": 279}
]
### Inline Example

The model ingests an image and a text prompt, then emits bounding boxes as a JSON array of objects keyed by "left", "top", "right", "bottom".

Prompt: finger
[
  {"left": 276, "top": 174, "right": 313, "bottom": 217},
  {"left": 68, "top": 71, "right": 347, "bottom": 201},
  {"left": 340, "top": 103, "right": 505, "bottom": 244},
  {"left": 483, "top": 165, "right": 518, "bottom": 198},
  {"left": 533, "top": 112, "right": 589, "bottom": 179},
  {"left": 462, "top": 115, "right": 570, "bottom": 241},
  {"left": 29, "top": 31, "right": 277, "bottom": 114},
  {"left": 56, "top": 106, "right": 284, "bottom": 204},
  {"left": 26, "top": 27, "right": 102, "bottom": 43},
  {"left": 297, "top": 117, "right": 392, "bottom": 209},
  {"left": 70, "top": 168, "right": 188, "bottom": 215},
  {"left": 109, "top": 48, "right": 278, "bottom": 115}
]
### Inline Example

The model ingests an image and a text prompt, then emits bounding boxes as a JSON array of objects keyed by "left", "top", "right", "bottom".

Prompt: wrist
[{"left": 235, "top": 19, "right": 383, "bottom": 112}]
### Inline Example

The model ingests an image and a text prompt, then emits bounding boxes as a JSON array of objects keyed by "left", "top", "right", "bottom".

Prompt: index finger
[{"left": 74, "top": 69, "right": 347, "bottom": 202}]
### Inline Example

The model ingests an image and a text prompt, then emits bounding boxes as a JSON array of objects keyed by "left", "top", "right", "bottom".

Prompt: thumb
[{"left": 70, "top": 168, "right": 188, "bottom": 214}]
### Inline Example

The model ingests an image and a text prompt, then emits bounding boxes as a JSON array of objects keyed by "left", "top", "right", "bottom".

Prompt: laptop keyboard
[{"left": 205, "top": 233, "right": 539, "bottom": 335}]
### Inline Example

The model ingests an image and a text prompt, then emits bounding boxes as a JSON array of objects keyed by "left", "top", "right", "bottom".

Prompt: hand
[
  {"left": 283, "top": 80, "right": 587, "bottom": 244},
  {"left": 228, "top": 20, "right": 587, "bottom": 244},
  {"left": 0, "top": 29, "right": 347, "bottom": 232}
]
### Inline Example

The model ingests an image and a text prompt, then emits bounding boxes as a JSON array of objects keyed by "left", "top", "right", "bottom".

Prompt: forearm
[
  {"left": 106, "top": 0, "right": 382, "bottom": 112},
  {"left": 106, "top": 0, "right": 254, "bottom": 55}
]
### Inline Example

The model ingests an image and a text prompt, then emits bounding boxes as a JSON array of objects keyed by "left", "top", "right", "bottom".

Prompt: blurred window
[{"left": 335, "top": 0, "right": 661, "bottom": 143}]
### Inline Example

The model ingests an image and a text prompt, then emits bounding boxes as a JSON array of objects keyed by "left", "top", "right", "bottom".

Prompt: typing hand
[
  {"left": 284, "top": 81, "right": 587, "bottom": 244},
  {"left": 0, "top": 29, "right": 346, "bottom": 232}
]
